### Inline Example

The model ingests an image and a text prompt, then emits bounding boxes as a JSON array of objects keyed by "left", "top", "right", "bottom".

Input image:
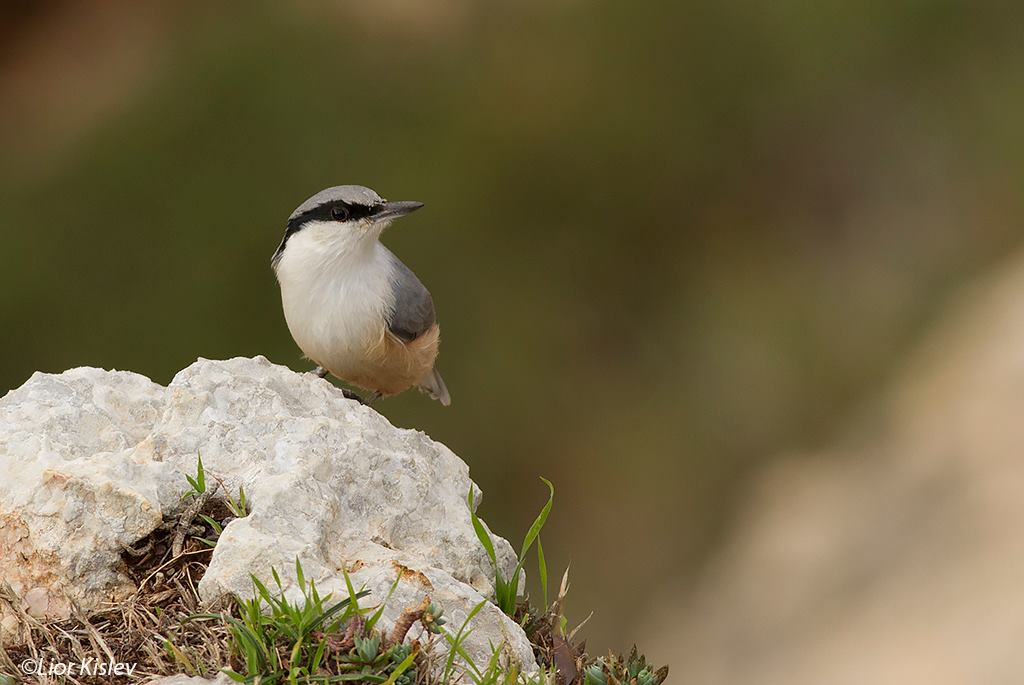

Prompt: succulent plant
[
  {"left": 353, "top": 635, "right": 382, "bottom": 664},
  {"left": 392, "top": 670, "right": 416, "bottom": 685},
  {"left": 384, "top": 643, "right": 417, "bottom": 685},
  {"left": 421, "top": 601, "right": 448, "bottom": 634},
  {"left": 386, "top": 643, "right": 413, "bottom": 663},
  {"left": 583, "top": 646, "right": 668, "bottom": 685}
]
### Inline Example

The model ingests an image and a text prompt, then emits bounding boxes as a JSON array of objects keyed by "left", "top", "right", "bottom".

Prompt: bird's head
[{"left": 272, "top": 185, "right": 423, "bottom": 269}]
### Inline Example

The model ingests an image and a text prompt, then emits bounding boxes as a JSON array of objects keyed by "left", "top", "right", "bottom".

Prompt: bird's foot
[
  {"left": 307, "top": 368, "right": 378, "bottom": 406},
  {"left": 342, "top": 388, "right": 376, "bottom": 405}
]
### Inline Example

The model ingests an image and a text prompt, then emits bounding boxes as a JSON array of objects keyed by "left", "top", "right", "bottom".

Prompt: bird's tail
[{"left": 419, "top": 367, "right": 451, "bottom": 406}]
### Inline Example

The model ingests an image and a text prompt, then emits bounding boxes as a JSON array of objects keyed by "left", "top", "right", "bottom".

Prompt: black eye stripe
[
  {"left": 275, "top": 200, "right": 382, "bottom": 265},
  {"left": 324, "top": 201, "right": 374, "bottom": 222},
  {"left": 287, "top": 201, "right": 377, "bottom": 230}
]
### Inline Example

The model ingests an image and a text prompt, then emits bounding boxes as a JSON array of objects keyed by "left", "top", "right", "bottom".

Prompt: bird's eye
[{"left": 331, "top": 206, "right": 350, "bottom": 221}]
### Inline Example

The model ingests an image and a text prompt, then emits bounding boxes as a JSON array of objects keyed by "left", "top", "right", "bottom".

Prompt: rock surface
[
  {"left": 149, "top": 676, "right": 235, "bottom": 685},
  {"left": 640, "top": 253, "right": 1024, "bottom": 684},
  {"left": 0, "top": 356, "right": 536, "bottom": 672}
]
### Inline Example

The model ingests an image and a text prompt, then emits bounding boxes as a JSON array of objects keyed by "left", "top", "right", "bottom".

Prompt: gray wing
[{"left": 386, "top": 250, "right": 436, "bottom": 343}]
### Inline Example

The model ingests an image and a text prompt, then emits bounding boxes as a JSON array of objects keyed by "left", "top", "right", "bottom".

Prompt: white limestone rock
[
  {"left": 0, "top": 356, "right": 536, "bottom": 672},
  {"left": 148, "top": 676, "right": 235, "bottom": 685}
]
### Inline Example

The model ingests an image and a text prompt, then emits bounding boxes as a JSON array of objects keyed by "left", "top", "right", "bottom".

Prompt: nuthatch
[{"left": 272, "top": 185, "right": 450, "bottom": 406}]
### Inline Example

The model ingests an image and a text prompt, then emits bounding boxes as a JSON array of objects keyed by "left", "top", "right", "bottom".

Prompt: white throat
[{"left": 274, "top": 220, "right": 396, "bottom": 368}]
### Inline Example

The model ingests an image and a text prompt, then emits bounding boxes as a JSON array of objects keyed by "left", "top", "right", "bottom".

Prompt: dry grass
[{"left": 0, "top": 500, "right": 235, "bottom": 684}]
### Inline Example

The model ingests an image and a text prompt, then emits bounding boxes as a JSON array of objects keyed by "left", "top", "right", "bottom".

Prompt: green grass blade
[
  {"left": 477, "top": 644, "right": 503, "bottom": 685},
  {"left": 518, "top": 478, "right": 554, "bottom": 561},
  {"left": 195, "top": 453, "right": 206, "bottom": 493},
  {"left": 223, "top": 616, "right": 269, "bottom": 672},
  {"left": 289, "top": 638, "right": 304, "bottom": 675},
  {"left": 340, "top": 566, "right": 364, "bottom": 615},
  {"left": 507, "top": 478, "right": 556, "bottom": 595},
  {"left": 444, "top": 630, "right": 481, "bottom": 681},
  {"left": 367, "top": 572, "right": 402, "bottom": 633},
  {"left": 251, "top": 575, "right": 283, "bottom": 613},
  {"left": 381, "top": 649, "right": 417, "bottom": 685},
  {"left": 199, "top": 514, "right": 223, "bottom": 534},
  {"left": 308, "top": 591, "right": 369, "bottom": 634},
  {"left": 468, "top": 487, "right": 498, "bottom": 568},
  {"left": 272, "top": 567, "right": 284, "bottom": 592},
  {"left": 537, "top": 535, "right": 548, "bottom": 610},
  {"left": 163, "top": 637, "right": 196, "bottom": 674},
  {"left": 442, "top": 599, "right": 487, "bottom": 682},
  {"left": 494, "top": 576, "right": 516, "bottom": 615},
  {"left": 310, "top": 638, "right": 327, "bottom": 673}
]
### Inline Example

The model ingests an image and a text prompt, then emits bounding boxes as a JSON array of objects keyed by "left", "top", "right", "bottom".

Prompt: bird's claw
[
  {"left": 342, "top": 389, "right": 368, "bottom": 404},
  {"left": 308, "top": 367, "right": 375, "bottom": 406}
]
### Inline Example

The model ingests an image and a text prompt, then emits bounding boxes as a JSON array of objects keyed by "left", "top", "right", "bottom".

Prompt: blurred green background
[{"left": 2, "top": 0, "right": 1023, "bottom": 664}]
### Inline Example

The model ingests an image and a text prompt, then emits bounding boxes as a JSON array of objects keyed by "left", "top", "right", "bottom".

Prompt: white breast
[{"left": 273, "top": 221, "right": 396, "bottom": 372}]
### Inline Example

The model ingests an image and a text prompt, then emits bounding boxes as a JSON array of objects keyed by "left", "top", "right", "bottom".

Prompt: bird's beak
[{"left": 374, "top": 200, "right": 424, "bottom": 221}]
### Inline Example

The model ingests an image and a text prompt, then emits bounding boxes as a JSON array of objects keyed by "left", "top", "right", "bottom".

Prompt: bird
[{"left": 272, "top": 185, "right": 450, "bottom": 406}]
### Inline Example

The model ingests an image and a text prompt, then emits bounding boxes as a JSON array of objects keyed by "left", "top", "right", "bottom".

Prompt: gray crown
[{"left": 288, "top": 185, "right": 385, "bottom": 223}]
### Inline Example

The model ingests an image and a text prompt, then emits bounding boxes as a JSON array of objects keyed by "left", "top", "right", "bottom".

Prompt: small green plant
[
  {"left": 178, "top": 454, "right": 251, "bottom": 549},
  {"left": 421, "top": 602, "right": 447, "bottom": 634},
  {"left": 195, "top": 486, "right": 250, "bottom": 548},
  {"left": 185, "top": 559, "right": 462, "bottom": 685},
  {"left": 226, "top": 484, "right": 249, "bottom": 518},
  {"left": 352, "top": 635, "right": 381, "bottom": 664},
  {"left": 382, "top": 644, "right": 417, "bottom": 685},
  {"left": 183, "top": 452, "right": 208, "bottom": 499},
  {"left": 469, "top": 477, "right": 554, "bottom": 616},
  {"left": 583, "top": 646, "right": 668, "bottom": 685},
  {"left": 194, "top": 514, "right": 223, "bottom": 548},
  {"left": 190, "top": 558, "right": 371, "bottom": 683}
]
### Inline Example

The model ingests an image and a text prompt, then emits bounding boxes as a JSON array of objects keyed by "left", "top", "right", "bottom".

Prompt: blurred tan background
[{"left": 2, "top": 1, "right": 1023, "bottom": 675}]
